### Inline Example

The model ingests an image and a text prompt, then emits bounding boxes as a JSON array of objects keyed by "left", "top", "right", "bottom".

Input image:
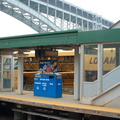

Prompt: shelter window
[
  {"left": 84, "top": 45, "right": 98, "bottom": 82},
  {"left": 102, "top": 43, "right": 120, "bottom": 91},
  {"left": 102, "top": 44, "right": 120, "bottom": 75}
]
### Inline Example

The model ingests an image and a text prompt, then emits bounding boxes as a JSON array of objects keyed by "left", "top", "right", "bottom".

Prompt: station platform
[{"left": 0, "top": 91, "right": 120, "bottom": 119}]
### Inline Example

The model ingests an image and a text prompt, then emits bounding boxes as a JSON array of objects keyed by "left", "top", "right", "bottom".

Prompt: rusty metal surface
[{"left": 13, "top": 109, "right": 74, "bottom": 120}]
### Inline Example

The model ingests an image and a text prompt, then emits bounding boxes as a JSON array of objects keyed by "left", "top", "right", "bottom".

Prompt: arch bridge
[{"left": 0, "top": 0, "right": 113, "bottom": 33}]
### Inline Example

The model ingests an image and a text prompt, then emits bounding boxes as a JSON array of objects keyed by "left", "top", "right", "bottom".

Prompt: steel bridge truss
[
  {"left": 0, "top": 0, "right": 113, "bottom": 33},
  {"left": 0, "top": 0, "right": 61, "bottom": 32}
]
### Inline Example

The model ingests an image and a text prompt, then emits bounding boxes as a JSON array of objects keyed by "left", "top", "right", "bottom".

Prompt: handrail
[
  {"left": 102, "top": 65, "right": 120, "bottom": 78},
  {"left": 83, "top": 65, "right": 120, "bottom": 97}
]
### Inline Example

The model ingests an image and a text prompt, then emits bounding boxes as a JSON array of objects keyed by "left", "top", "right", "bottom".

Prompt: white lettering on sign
[
  {"left": 43, "top": 87, "right": 46, "bottom": 90},
  {"left": 40, "top": 79, "right": 49, "bottom": 81},
  {"left": 42, "top": 82, "right": 47, "bottom": 86},
  {"left": 36, "top": 86, "right": 39, "bottom": 90},
  {"left": 35, "top": 82, "right": 41, "bottom": 84},
  {"left": 58, "top": 83, "right": 61, "bottom": 85},
  {"left": 50, "top": 83, "right": 53, "bottom": 85}
]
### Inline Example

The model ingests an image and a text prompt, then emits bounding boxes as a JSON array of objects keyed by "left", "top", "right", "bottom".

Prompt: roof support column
[
  {"left": 74, "top": 46, "right": 80, "bottom": 100},
  {"left": 80, "top": 45, "right": 84, "bottom": 100},
  {"left": 116, "top": 47, "right": 120, "bottom": 66},
  {"left": 98, "top": 44, "right": 103, "bottom": 95},
  {"left": 18, "top": 57, "right": 23, "bottom": 95}
]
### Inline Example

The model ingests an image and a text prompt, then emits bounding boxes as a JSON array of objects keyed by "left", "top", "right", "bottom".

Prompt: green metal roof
[
  {"left": 78, "top": 28, "right": 120, "bottom": 43},
  {"left": 0, "top": 28, "right": 120, "bottom": 49}
]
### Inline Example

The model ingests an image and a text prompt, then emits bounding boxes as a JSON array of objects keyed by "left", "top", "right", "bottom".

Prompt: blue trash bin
[{"left": 34, "top": 73, "right": 62, "bottom": 98}]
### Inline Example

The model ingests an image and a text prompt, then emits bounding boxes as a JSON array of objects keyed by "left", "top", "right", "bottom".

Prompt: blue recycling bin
[{"left": 34, "top": 73, "right": 62, "bottom": 98}]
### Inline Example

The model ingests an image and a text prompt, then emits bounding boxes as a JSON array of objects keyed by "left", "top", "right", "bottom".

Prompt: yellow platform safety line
[{"left": 0, "top": 94, "right": 120, "bottom": 114}]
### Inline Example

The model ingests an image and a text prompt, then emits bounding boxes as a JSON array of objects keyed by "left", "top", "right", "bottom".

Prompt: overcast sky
[
  {"left": 67, "top": 0, "right": 120, "bottom": 21},
  {"left": 0, "top": 0, "right": 120, "bottom": 37}
]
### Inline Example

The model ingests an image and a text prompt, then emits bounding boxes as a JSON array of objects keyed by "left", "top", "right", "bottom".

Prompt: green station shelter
[{"left": 0, "top": 28, "right": 120, "bottom": 108}]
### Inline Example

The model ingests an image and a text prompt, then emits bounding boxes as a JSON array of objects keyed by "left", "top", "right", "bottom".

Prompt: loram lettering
[{"left": 89, "top": 57, "right": 116, "bottom": 64}]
